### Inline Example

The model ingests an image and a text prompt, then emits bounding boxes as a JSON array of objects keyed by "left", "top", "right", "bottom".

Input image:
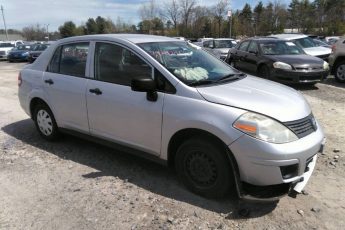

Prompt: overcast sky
[{"left": 0, "top": 0, "right": 288, "bottom": 32}]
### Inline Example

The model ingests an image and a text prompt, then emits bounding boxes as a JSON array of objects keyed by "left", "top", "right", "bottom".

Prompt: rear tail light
[{"left": 18, "top": 72, "right": 22, "bottom": 86}]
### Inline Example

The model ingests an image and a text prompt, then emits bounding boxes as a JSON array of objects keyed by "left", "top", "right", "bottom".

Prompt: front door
[{"left": 86, "top": 42, "right": 164, "bottom": 155}]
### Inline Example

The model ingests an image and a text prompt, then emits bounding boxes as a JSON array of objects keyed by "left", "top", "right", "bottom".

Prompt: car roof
[
  {"left": 270, "top": 34, "right": 307, "bottom": 40},
  {"left": 57, "top": 34, "right": 179, "bottom": 44},
  {"left": 241, "top": 37, "right": 289, "bottom": 43}
]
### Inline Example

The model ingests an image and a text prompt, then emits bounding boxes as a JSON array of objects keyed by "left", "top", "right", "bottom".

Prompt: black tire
[
  {"left": 33, "top": 103, "right": 60, "bottom": 141},
  {"left": 258, "top": 65, "right": 270, "bottom": 79},
  {"left": 175, "top": 137, "right": 234, "bottom": 198},
  {"left": 334, "top": 61, "right": 345, "bottom": 83}
]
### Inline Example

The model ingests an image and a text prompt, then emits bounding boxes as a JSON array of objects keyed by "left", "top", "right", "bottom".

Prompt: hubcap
[
  {"left": 36, "top": 109, "right": 53, "bottom": 136},
  {"left": 336, "top": 64, "right": 345, "bottom": 80},
  {"left": 185, "top": 151, "right": 217, "bottom": 187}
]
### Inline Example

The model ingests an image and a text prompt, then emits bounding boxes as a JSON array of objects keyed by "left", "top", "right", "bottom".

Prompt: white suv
[{"left": 18, "top": 34, "right": 325, "bottom": 201}]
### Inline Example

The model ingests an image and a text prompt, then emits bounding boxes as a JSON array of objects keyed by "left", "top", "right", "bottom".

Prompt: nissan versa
[{"left": 18, "top": 34, "right": 325, "bottom": 201}]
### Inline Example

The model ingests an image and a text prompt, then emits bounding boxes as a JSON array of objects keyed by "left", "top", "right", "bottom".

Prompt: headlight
[
  {"left": 233, "top": 112, "right": 298, "bottom": 144},
  {"left": 323, "top": 61, "right": 329, "bottom": 70},
  {"left": 22, "top": 52, "right": 29, "bottom": 56},
  {"left": 273, "top": 61, "right": 292, "bottom": 70}
]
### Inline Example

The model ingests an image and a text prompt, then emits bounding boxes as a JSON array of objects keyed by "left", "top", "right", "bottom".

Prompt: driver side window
[{"left": 94, "top": 42, "right": 152, "bottom": 86}]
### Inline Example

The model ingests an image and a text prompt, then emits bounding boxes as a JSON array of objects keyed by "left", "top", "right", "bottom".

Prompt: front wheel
[
  {"left": 335, "top": 61, "right": 345, "bottom": 83},
  {"left": 175, "top": 137, "right": 234, "bottom": 198},
  {"left": 34, "top": 103, "right": 60, "bottom": 141},
  {"left": 258, "top": 65, "right": 270, "bottom": 79}
]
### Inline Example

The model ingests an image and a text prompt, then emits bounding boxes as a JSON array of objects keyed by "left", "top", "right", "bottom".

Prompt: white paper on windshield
[
  {"left": 286, "top": 42, "right": 296, "bottom": 46},
  {"left": 293, "top": 154, "right": 317, "bottom": 193}
]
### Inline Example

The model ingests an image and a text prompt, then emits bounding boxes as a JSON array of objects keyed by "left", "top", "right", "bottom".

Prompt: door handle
[
  {"left": 44, "top": 79, "right": 54, "bottom": 85},
  {"left": 89, "top": 88, "right": 102, "bottom": 95}
]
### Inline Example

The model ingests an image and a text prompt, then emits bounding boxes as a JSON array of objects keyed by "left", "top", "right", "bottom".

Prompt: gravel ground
[{"left": 0, "top": 61, "right": 344, "bottom": 230}]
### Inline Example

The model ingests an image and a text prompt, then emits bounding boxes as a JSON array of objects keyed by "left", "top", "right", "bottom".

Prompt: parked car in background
[
  {"left": 18, "top": 34, "right": 325, "bottom": 201},
  {"left": 325, "top": 36, "right": 339, "bottom": 45},
  {"left": 8, "top": 44, "right": 32, "bottom": 62},
  {"left": 28, "top": 43, "right": 51, "bottom": 63},
  {"left": 313, "top": 39, "right": 331, "bottom": 48},
  {"left": 270, "top": 34, "right": 331, "bottom": 61},
  {"left": 0, "top": 42, "right": 15, "bottom": 60},
  {"left": 328, "top": 36, "right": 345, "bottom": 82},
  {"left": 227, "top": 37, "right": 329, "bottom": 84},
  {"left": 203, "top": 38, "right": 237, "bottom": 60}
]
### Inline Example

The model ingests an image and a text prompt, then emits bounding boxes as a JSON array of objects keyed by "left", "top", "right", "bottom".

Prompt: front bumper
[
  {"left": 229, "top": 121, "right": 324, "bottom": 200},
  {"left": 272, "top": 69, "right": 329, "bottom": 83},
  {"left": 8, "top": 54, "right": 29, "bottom": 61}
]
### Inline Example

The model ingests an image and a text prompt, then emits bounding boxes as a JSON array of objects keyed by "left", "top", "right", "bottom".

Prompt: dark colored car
[
  {"left": 8, "top": 44, "right": 32, "bottom": 62},
  {"left": 226, "top": 38, "right": 329, "bottom": 84},
  {"left": 28, "top": 43, "right": 51, "bottom": 63}
]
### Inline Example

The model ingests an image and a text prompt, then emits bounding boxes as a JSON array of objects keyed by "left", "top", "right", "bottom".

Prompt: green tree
[{"left": 58, "top": 21, "right": 77, "bottom": 38}]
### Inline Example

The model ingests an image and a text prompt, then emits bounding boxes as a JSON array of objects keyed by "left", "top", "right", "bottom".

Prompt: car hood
[
  {"left": 196, "top": 76, "right": 311, "bottom": 122},
  {"left": 268, "top": 54, "right": 324, "bottom": 67},
  {"left": 303, "top": 46, "right": 331, "bottom": 56}
]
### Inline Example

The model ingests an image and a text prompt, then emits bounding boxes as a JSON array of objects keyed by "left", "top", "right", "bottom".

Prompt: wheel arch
[
  {"left": 29, "top": 97, "right": 50, "bottom": 119},
  {"left": 167, "top": 128, "right": 238, "bottom": 170},
  {"left": 332, "top": 56, "right": 345, "bottom": 74}
]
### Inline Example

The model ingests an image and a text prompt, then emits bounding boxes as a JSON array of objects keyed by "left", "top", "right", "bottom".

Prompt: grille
[
  {"left": 283, "top": 114, "right": 317, "bottom": 138},
  {"left": 0, "top": 51, "right": 5, "bottom": 55},
  {"left": 295, "top": 66, "right": 323, "bottom": 71},
  {"left": 299, "top": 75, "right": 323, "bottom": 81}
]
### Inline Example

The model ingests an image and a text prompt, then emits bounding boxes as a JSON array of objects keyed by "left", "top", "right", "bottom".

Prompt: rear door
[
  {"left": 86, "top": 42, "right": 165, "bottom": 155},
  {"left": 43, "top": 42, "right": 90, "bottom": 132},
  {"left": 235, "top": 41, "right": 250, "bottom": 71},
  {"left": 245, "top": 41, "right": 260, "bottom": 73}
]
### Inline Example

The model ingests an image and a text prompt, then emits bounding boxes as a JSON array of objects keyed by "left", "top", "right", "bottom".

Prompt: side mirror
[
  {"left": 249, "top": 50, "right": 258, "bottom": 55},
  {"left": 131, "top": 78, "right": 158, "bottom": 101}
]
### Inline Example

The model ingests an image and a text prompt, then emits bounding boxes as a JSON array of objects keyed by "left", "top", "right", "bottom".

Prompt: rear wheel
[
  {"left": 34, "top": 103, "right": 59, "bottom": 141},
  {"left": 335, "top": 61, "right": 345, "bottom": 83},
  {"left": 258, "top": 65, "right": 270, "bottom": 79},
  {"left": 175, "top": 137, "right": 234, "bottom": 198}
]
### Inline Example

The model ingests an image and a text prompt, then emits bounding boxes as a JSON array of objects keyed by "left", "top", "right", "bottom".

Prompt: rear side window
[
  {"left": 47, "top": 42, "right": 89, "bottom": 77},
  {"left": 94, "top": 42, "right": 152, "bottom": 86}
]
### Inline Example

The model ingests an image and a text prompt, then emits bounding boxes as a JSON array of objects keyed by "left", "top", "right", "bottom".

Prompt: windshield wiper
[
  {"left": 216, "top": 73, "right": 246, "bottom": 82},
  {"left": 188, "top": 79, "right": 217, "bottom": 86}
]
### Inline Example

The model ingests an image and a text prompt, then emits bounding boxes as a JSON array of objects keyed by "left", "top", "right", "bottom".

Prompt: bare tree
[
  {"left": 161, "top": 0, "right": 180, "bottom": 30},
  {"left": 139, "top": 0, "right": 159, "bottom": 33},
  {"left": 213, "top": 0, "right": 229, "bottom": 37},
  {"left": 179, "top": 0, "right": 197, "bottom": 34}
]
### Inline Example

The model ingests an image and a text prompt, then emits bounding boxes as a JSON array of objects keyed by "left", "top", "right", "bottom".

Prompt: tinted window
[
  {"left": 47, "top": 42, "right": 89, "bottom": 77},
  {"left": 239, "top": 41, "right": 250, "bottom": 51},
  {"left": 94, "top": 42, "right": 152, "bottom": 86},
  {"left": 293, "top": 37, "right": 317, "bottom": 48},
  {"left": 214, "top": 40, "right": 236, "bottom": 48},
  {"left": 259, "top": 41, "right": 305, "bottom": 55},
  {"left": 248, "top": 41, "right": 258, "bottom": 53}
]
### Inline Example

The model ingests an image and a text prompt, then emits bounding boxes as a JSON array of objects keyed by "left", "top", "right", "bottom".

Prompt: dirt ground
[{"left": 0, "top": 61, "right": 344, "bottom": 230}]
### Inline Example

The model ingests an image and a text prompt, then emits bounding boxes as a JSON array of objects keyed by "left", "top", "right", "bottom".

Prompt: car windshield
[
  {"left": 14, "top": 45, "right": 31, "bottom": 51},
  {"left": 259, "top": 41, "right": 305, "bottom": 55},
  {"left": 32, "top": 44, "right": 49, "bottom": 51},
  {"left": 214, "top": 40, "right": 236, "bottom": 48},
  {"left": 0, "top": 43, "right": 14, "bottom": 48},
  {"left": 293, "top": 37, "right": 318, "bottom": 48},
  {"left": 139, "top": 41, "right": 240, "bottom": 86}
]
